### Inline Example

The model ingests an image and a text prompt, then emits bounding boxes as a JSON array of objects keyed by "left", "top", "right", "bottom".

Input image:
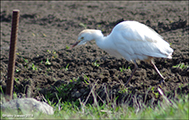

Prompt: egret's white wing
[
  {"left": 112, "top": 21, "right": 164, "bottom": 43},
  {"left": 110, "top": 21, "right": 173, "bottom": 60}
]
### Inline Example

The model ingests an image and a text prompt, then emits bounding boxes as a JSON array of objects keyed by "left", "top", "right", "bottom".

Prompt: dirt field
[{"left": 1, "top": 1, "right": 188, "bottom": 106}]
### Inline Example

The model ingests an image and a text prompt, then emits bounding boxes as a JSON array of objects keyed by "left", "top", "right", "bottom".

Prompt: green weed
[
  {"left": 53, "top": 82, "right": 75, "bottom": 100},
  {"left": 65, "top": 63, "right": 69, "bottom": 71},
  {"left": 52, "top": 50, "right": 58, "bottom": 58},
  {"left": 46, "top": 68, "right": 51, "bottom": 72},
  {"left": 31, "top": 63, "right": 38, "bottom": 71},
  {"left": 118, "top": 86, "right": 128, "bottom": 93},
  {"left": 14, "top": 78, "right": 20, "bottom": 84},
  {"left": 119, "top": 66, "right": 127, "bottom": 72},
  {"left": 47, "top": 50, "right": 51, "bottom": 53},
  {"left": 61, "top": 63, "right": 70, "bottom": 71},
  {"left": 69, "top": 78, "right": 77, "bottom": 82},
  {"left": 13, "top": 92, "right": 18, "bottom": 99},
  {"left": 1, "top": 86, "right": 188, "bottom": 120},
  {"left": 42, "top": 33, "right": 46, "bottom": 37},
  {"left": 173, "top": 63, "right": 189, "bottom": 69},
  {"left": 34, "top": 94, "right": 189, "bottom": 119},
  {"left": 128, "top": 66, "right": 131, "bottom": 70},
  {"left": 83, "top": 74, "right": 90, "bottom": 85},
  {"left": 45, "top": 58, "right": 51, "bottom": 66},
  {"left": 151, "top": 87, "right": 159, "bottom": 98},
  {"left": 79, "top": 23, "right": 87, "bottom": 29},
  {"left": 92, "top": 60, "right": 100, "bottom": 67},
  {"left": 21, "top": 56, "right": 28, "bottom": 64},
  {"left": 15, "top": 68, "right": 20, "bottom": 73},
  {"left": 0, "top": 86, "right": 4, "bottom": 94},
  {"left": 66, "top": 45, "right": 70, "bottom": 49}
]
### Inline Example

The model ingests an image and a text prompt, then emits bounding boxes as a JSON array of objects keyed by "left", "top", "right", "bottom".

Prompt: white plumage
[{"left": 72, "top": 20, "right": 174, "bottom": 85}]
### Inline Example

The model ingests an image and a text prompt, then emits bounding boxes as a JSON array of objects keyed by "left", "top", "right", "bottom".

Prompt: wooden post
[{"left": 6, "top": 9, "right": 20, "bottom": 101}]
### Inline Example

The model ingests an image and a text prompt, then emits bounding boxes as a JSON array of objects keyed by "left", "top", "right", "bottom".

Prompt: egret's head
[{"left": 72, "top": 29, "right": 103, "bottom": 48}]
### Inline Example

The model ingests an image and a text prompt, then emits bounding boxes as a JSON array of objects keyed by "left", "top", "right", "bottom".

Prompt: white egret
[{"left": 72, "top": 21, "right": 174, "bottom": 85}]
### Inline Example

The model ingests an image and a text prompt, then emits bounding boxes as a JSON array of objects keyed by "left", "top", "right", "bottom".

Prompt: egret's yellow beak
[{"left": 72, "top": 40, "right": 81, "bottom": 48}]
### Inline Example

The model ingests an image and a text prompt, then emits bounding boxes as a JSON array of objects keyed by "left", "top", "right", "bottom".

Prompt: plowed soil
[{"left": 1, "top": 1, "right": 188, "bottom": 106}]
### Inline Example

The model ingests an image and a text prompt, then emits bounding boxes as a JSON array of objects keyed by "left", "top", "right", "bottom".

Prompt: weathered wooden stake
[{"left": 6, "top": 9, "right": 20, "bottom": 101}]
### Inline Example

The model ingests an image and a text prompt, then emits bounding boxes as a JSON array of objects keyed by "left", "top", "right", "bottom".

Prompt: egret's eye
[{"left": 81, "top": 37, "right": 84, "bottom": 40}]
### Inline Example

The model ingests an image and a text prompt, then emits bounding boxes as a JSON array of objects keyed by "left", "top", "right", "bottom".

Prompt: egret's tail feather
[{"left": 167, "top": 54, "right": 172, "bottom": 59}]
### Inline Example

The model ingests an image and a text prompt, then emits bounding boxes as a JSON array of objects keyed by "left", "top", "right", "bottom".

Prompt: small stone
[
  {"left": 1, "top": 98, "right": 54, "bottom": 115},
  {"left": 75, "top": 91, "right": 81, "bottom": 98}
]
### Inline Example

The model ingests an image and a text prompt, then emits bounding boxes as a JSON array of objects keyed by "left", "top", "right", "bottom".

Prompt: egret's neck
[
  {"left": 87, "top": 29, "right": 111, "bottom": 50},
  {"left": 95, "top": 35, "right": 110, "bottom": 50}
]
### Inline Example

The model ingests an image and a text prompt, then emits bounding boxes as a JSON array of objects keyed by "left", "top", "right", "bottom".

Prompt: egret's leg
[
  {"left": 125, "top": 60, "right": 138, "bottom": 86},
  {"left": 150, "top": 60, "right": 165, "bottom": 84}
]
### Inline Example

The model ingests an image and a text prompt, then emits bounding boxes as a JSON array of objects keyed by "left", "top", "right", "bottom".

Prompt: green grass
[
  {"left": 41, "top": 94, "right": 189, "bottom": 119},
  {"left": 1, "top": 94, "right": 188, "bottom": 119}
]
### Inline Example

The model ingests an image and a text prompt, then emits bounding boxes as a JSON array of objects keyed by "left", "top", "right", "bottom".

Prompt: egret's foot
[
  {"left": 159, "top": 77, "right": 167, "bottom": 86},
  {"left": 159, "top": 79, "right": 165, "bottom": 84},
  {"left": 124, "top": 82, "right": 130, "bottom": 86}
]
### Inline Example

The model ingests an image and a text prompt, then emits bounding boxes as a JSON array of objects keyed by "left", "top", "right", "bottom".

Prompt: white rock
[{"left": 1, "top": 98, "right": 54, "bottom": 115}]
